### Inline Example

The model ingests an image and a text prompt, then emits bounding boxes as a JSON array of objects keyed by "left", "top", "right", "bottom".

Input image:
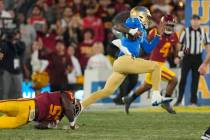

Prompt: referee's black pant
[{"left": 177, "top": 54, "right": 202, "bottom": 104}]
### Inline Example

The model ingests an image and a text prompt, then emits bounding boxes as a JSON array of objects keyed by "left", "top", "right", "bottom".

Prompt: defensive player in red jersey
[
  {"left": 123, "top": 15, "right": 179, "bottom": 114},
  {"left": 0, "top": 91, "right": 81, "bottom": 129}
]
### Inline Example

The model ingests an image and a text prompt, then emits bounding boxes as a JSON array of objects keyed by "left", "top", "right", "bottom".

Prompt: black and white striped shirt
[{"left": 179, "top": 26, "right": 210, "bottom": 55}]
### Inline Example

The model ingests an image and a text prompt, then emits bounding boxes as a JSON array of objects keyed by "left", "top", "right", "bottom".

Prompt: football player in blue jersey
[{"left": 81, "top": 6, "right": 173, "bottom": 110}]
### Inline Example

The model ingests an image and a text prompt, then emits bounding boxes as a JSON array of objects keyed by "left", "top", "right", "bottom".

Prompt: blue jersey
[{"left": 118, "top": 18, "right": 160, "bottom": 57}]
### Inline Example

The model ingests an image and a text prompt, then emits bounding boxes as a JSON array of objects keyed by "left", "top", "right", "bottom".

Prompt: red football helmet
[{"left": 160, "top": 15, "right": 176, "bottom": 35}]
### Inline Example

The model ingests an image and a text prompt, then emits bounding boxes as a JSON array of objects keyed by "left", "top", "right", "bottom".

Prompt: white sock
[{"left": 151, "top": 90, "right": 162, "bottom": 103}]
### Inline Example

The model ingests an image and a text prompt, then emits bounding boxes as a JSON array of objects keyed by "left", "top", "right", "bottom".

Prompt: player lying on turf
[
  {"left": 80, "top": 6, "right": 173, "bottom": 114},
  {"left": 123, "top": 15, "right": 179, "bottom": 114},
  {"left": 0, "top": 91, "right": 81, "bottom": 129}
]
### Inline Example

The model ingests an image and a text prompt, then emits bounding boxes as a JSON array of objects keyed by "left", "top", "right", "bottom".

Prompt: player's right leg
[
  {"left": 82, "top": 72, "right": 126, "bottom": 108},
  {"left": 160, "top": 66, "right": 177, "bottom": 114}
]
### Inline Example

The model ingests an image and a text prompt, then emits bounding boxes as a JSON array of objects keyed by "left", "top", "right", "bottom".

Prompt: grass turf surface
[{"left": 0, "top": 109, "right": 209, "bottom": 140}]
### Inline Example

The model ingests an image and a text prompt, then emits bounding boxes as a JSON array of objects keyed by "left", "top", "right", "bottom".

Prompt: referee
[{"left": 175, "top": 14, "right": 210, "bottom": 106}]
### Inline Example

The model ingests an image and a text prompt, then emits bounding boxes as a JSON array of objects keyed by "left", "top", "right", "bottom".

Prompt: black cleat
[
  {"left": 122, "top": 96, "right": 132, "bottom": 115},
  {"left": 201, "top": 133, "right": 210, "bottom": 140},
  {"left": 201, "top": 127, "right": 210, "bottom": 140},
  {"left": 161, "top": 102, "right": 176, "bottom": 114}
]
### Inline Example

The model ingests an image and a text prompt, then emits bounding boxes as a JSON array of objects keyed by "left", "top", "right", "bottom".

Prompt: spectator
[
  {"left": 82, "top": 0, "right": 97, "bottom": 14},
  {"left": 31, "top": 41, "right": 49, "bottom": 94},
  {"left": 175, "top": 15, "right": 210, "bottom": 106},
  {"left": 82, "top": 5, "right": 104, "bottom": 42},
  {"left": 27, "top": 5, "right": 47, "bottom": 33},
  {"left": 101, "top": 4, "right": 116, "bottom": 30},
  {"left": 67, "top": 46, "right": 82, "bottom": 84},
  {"left": 174, "top": 6, "right": 185, "bottom": 34},
  {"left": 86, "top": 42, "right": 112, "bottom": 70},
  {"left": 17, "top": 13, "right": 36, "bottom": 63},
  {"left": 31, "top": 41, "right": 49, "bottom": 73},
  {"left": 17, "top": 0, "right": 36, "bottom": 16},
  {"left": 1, "top": 31, "right": 26, "bottom": 99},
  {"left": 44, "top": 0, "right": 55, "bottom": 7},
  {"left": 72, "top": 0, "right": 85, "bottom": 17},
  {"left": 63, "top": 14, "right": 83, "bottom": 47},
  {"left": 37, "top": 24, "right": 57, "bottom": 52},
  {"left": 53, "top": 0, "right": 69, "bottom": 19},
  {"left": 0, "top": 0, "right": 12, "bottom": 27},
  {"left": 150, "top": 0, "right": 173, "bottom": 14},
  {"left": 96, "top": 0, "right": 111, "bottom": 18},
  {"left": 76, "top": 28, "right": 94, "bottom": 73},
  {"left": 38, "top": 39, "right": 73, "bottom": 91},
  {"left": 115, "top": 0, "right": 129, "bottom": 13},
  {"left": 35, "top": 0, "right": 56, "bottom": 24},
  {"left": 56, "top": 6, "right": 74, "bottom": 35}
]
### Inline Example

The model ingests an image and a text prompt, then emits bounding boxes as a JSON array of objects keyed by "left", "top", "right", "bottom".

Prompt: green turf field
[{"left": 0, "top": 109, "right": 209, "bottom": 140}]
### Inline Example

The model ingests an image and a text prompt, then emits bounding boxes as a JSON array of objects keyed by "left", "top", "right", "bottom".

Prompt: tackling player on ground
[
  {"left": 0, "top": 91, "right": 81, "bottom": 129},
  {"left": 123, "top": 15, "right": 179, "bottom": 114}
]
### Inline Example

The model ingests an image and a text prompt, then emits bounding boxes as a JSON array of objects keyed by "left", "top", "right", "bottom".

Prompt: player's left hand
[
  {"left": 70, "top": 124, "right": 80, "bottom": 130},
  {"left": 133, "top": 30, "right": 142, "bottom": 38},
  {"left": 128, "top": 28, "right": 141, "bottom": 40},
  {"left": 62, "top": 124, "right": 80, "bottom": 130},
  {"left": 198, "top": 63, "right": 208, "bottom": 75}
]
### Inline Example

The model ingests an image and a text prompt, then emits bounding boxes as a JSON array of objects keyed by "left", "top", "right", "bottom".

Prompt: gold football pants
[
  {"left": 0, "top": 99, "right": 35, "bottom": 128},
  {"left": 145, "top": 62, "right": 176, "bottom": 84},
  {"left": 82, "top": 55, "right": 161, "bottom": 108}
]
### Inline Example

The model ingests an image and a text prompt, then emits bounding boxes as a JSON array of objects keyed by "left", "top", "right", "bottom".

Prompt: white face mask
[{"left": 164, "top": 24, "right": 174, "bottom": 35}]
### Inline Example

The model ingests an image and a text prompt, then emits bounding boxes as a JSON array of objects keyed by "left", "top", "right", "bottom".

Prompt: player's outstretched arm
[{"left": 61, "top": 92, "right": 77, "bottom": 129}]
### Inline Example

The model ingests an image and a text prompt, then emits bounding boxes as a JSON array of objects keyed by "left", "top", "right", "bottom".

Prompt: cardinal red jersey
[
  {"left": 149, "top": 28, "right": 178, "bottom": 62},
  {"left": 35, "top": 91, "right": 63, "bottom": 122}
]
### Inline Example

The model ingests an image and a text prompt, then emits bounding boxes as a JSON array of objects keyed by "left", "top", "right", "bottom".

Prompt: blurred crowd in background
[{"left": 0, "top": 0, "right": 185, "bottom": 100}]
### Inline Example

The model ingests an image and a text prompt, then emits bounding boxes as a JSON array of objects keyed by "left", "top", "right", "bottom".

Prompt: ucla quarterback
[{"left": 80, "top": 6, "right": 173, "bottom": 110}]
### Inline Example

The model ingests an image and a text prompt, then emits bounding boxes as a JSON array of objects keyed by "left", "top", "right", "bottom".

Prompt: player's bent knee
[{"left": 145, "top": 83, "right": 152, "bottom": 90}]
